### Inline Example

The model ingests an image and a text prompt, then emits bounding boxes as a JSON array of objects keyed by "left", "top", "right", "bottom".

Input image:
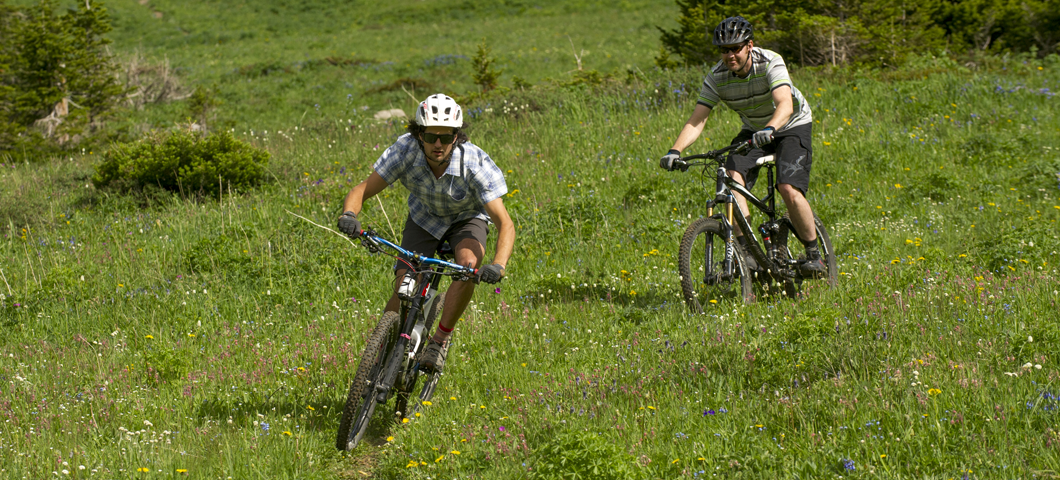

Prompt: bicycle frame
[{"left": 356, "top": 230, "right": 477, "bottom": 404}]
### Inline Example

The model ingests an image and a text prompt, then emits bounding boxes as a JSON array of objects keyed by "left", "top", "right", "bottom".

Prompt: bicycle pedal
[{"left": 418, "top": 364, "right": 443, "bottom": 374}]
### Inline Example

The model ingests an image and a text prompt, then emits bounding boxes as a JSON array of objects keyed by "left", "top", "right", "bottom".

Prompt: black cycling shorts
[
  {"left": 724, "top": 123, "right": 813, "bottom": 195},
  {"left": 394, "top": 216, "right": 489, "bottom": 272}
]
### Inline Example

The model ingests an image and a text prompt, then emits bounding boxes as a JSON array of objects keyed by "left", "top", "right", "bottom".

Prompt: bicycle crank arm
[{"left": 769, "top": 261, "right": 800, "bottom": 280}]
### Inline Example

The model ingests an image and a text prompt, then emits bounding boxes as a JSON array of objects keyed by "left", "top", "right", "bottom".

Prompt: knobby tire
[
  {"left": 678, "top": 217, "right": 754, "bottom": 313},
  {"left": 336, "top": 310, "right": 400, "bottom": 451}
]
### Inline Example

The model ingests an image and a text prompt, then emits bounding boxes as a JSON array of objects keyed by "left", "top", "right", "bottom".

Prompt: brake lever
[
  {"left": 465, "top": 263, "right": 481, "bottom": 284},
  {"left": 359, "top": 233, "right": 382, "bottom": 253}
]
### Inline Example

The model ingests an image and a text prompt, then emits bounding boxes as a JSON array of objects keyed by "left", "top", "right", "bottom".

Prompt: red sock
[{"left": 431, "top": 323, "right": 453, "bottom": 344}]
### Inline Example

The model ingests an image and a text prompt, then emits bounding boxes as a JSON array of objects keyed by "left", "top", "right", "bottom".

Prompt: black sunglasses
[
  {"left": 422, "top": 132, "right": 456, "bottom": 144},
  {"left": 719, "top": 43, "right": 748, "bottom": 54}
]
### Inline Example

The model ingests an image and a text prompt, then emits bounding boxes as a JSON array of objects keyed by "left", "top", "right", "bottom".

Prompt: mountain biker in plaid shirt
[
  {"left": 337, "top": 94, "right": 515, "bottom": 372},
  {"left": 659, "top": 16, "right": 826, "bottom": 277}
]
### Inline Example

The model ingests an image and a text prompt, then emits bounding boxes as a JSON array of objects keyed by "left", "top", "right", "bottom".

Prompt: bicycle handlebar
[
  {"left": 673, "top": 139, "right": 754, "bottom": 170},
  {"left": 352, "top": 228, "right": 480, "bottom": 278}
]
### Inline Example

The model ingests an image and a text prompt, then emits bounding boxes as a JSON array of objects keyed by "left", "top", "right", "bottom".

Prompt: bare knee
[
  {"left": 777, "top": 183, "right": 804, "bottom": 203},
  {"left": 453, "top": 238, "right": 485, "bottom": 269}
]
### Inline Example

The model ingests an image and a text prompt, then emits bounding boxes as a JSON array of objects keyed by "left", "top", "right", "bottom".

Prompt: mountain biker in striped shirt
[{"left": 659, "top": 16, "right": 826, "bottom": 276}]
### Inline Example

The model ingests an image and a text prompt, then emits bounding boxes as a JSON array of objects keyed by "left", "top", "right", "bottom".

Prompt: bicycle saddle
[{"left": 437, "top": 241, "right": 454, "bottom": 260}]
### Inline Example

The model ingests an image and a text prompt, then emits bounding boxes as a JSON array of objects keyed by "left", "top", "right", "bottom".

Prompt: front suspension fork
[{"left": 374, "top": 299, "right": 424, "bottom": 403}]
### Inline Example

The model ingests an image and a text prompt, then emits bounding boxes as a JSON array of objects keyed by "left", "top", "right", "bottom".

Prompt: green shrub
[
  {"left": 92, "top": 129, "right": 269, "bottom": 197},
  {"left": 141, "top": 341, "right": 190, "bottom": 385}
]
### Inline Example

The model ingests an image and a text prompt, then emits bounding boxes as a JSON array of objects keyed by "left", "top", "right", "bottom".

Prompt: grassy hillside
[
  {"left": 72, "top": 0, "right": 675, "bottom": 131},
  {"left": 2, "top": 1, "right": 1060, "bottom": 478}
]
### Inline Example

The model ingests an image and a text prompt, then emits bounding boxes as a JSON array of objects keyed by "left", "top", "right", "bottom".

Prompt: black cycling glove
[
  {"left": 659, "top": 149, "right": 681, "bottom": 171},
  {"left": 337, "top": 211, "right": 361, "bottom": 236},
  {"left": 477, "top": 264, "right": 505, "bottom": 284}
]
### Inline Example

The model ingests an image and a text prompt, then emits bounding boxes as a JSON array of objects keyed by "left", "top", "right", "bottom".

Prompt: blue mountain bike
[{"left": 336, "top": 228, "right": 478, "bottom": 451}]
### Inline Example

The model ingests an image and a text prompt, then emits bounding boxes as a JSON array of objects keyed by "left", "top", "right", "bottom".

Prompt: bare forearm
[
  {"left": 342, "top": 183, "right": 369, "bottom": 215},
  {"left": 766, "top": 102, "right": 793, "bottom": 129},
  {"left": 341, "top": 171, "right": 388, "bottom": 216},
  {"left": 671, "top": 123, "right": 705, "bottom": 152},
  {"left": 670, "top": 103, "right": 712, "bottom": 152},
  {"left": 491, "top": 221, "right": 515, "bottom": 268},
  {"left": 482, "top": 197, "right": 515, "bottom": 268}
]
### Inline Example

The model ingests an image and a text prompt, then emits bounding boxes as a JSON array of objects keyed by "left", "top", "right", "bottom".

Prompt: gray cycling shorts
[
  {"left": 394, "top": 216, "right": 489, "bottom": 272},
  {"left": 725, "top": 123, "right": 814, "bottom": 195}
]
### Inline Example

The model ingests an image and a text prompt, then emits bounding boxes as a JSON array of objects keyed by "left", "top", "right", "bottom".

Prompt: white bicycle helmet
[{"left": 415, "top": 94, "right": 463, "bottom": 128}]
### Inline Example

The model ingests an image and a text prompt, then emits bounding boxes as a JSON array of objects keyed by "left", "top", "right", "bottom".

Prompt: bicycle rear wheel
[
  {"left": 410, "top": 340, "right": 448, "bottom": 417},
  {"left": 337, "top": 310, "right": 400, "bottom": 451},
  {"left": 395, "top": 294, "right": 446, "bottom": 420},
  {"left": 776, "top": 213, "right": 838, "bottom": 297},
  {"left": 395, "top": 342, "right": 450, "bottom": 420},
  {"left": 678, "top": 217, "right": 754, "bottom": 313}
]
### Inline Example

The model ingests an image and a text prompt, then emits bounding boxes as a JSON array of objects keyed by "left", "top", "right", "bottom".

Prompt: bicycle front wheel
[
  {"left": 678, "top": 217, "right": 754, "bottom": 313},
  {"left": 337, "top": 310, "right": 400, "bottom": 451}
]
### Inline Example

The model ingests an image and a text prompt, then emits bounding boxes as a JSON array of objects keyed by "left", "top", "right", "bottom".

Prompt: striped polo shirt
[{"left": 697, "top": 47, "right": 812, "bottom": 132}]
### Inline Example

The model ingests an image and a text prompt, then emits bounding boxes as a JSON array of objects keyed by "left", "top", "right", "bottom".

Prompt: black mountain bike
[
  {"left": 671, "top": 140, "right": 837, "bottom": 311},
  {"left": 336, "top": 228, "right": 478, "bottom": 451}
]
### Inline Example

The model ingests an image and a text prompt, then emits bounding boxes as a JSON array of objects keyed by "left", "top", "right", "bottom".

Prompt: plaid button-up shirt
[{"left": 374, "top": 133, "right": 508, "bottom": 239}]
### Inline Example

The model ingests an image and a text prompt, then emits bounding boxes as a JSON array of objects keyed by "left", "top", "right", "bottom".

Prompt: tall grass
[{"left": 2, "top": 2, "right": 1060, "bottom": 479}]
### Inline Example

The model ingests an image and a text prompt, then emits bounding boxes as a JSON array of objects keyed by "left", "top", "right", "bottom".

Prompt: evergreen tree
[
  {"left": 938, "top": 0, "right": 1060, "bottom": 55},
  {"left": 0, "top": 0, "right": 123, "bottom": 157},
  {"left": 1019, "top": 0, "right": 1060, "bottom": 55},
  {"left": 656, "top": 0, "right": 726, "bottom": 66},
  {"left": 656, "top": 0, "right": 1053, "bottom": 69},
  {"left": 0, "top": 0, "right": 22, "bottom": 149},
  {"left": 855, "top": 0, "right": 947, "bottom": 65},
  {"left": 472, "top": 39, "right": 501, "bottom": 93}
]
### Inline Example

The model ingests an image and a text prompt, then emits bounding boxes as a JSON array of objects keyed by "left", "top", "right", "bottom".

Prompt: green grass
[
  {"left": 75, "top": 0, "right": 676, "bottom": 131},
  {"left": 3, "top": 1, "right": 1060, "bottom": 479}
]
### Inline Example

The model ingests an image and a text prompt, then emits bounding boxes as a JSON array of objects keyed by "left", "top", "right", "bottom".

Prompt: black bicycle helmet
[{"left": 712, "top": 16, "right": 754, "bottom": 46}]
